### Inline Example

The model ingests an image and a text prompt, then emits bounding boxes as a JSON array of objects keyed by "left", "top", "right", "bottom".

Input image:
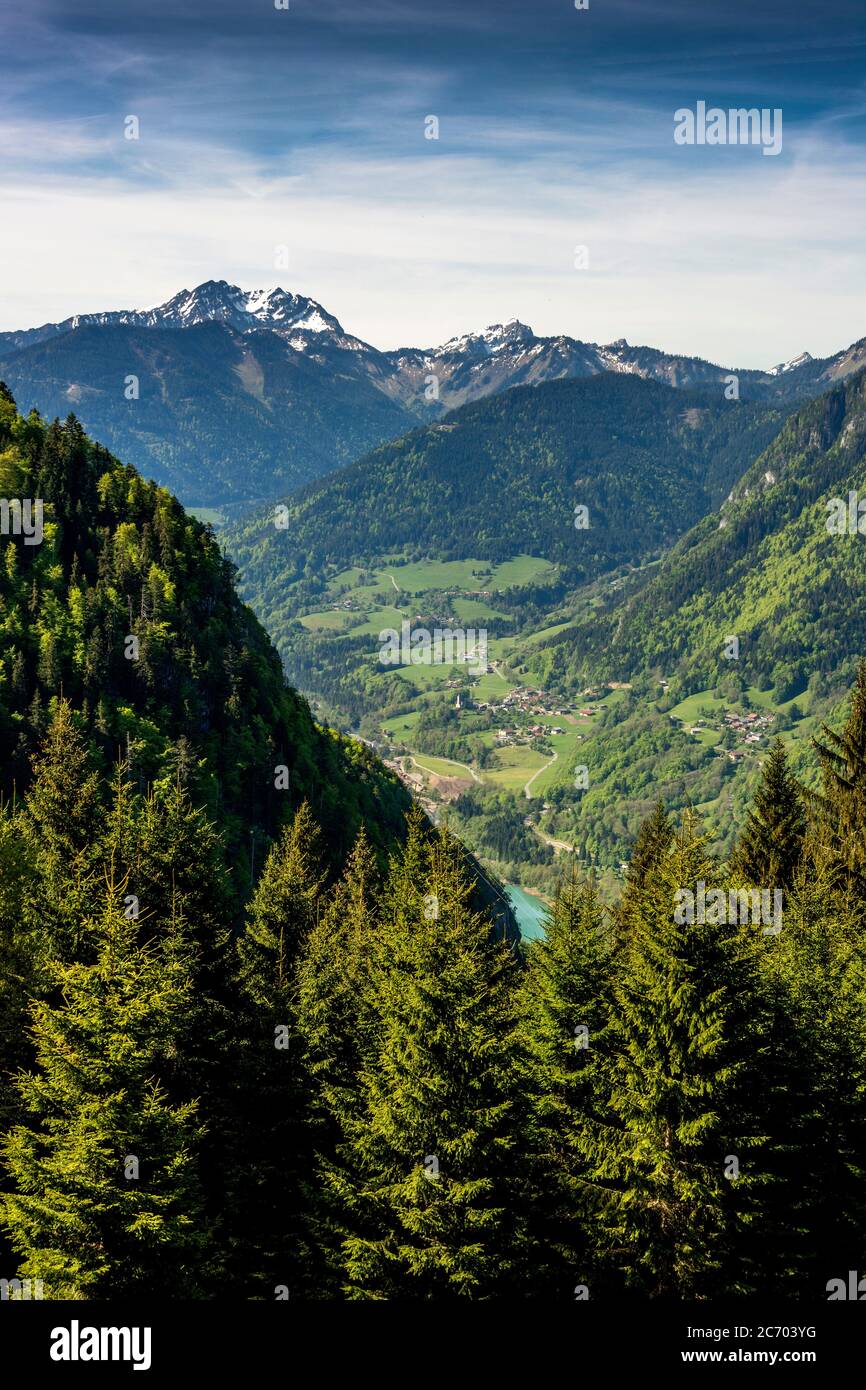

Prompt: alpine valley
[{"left": 219, "top": 316, "right": 866, "bottom": 905}]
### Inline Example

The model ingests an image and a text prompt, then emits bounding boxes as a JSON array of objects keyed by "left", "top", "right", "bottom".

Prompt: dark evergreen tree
[
  {"left": 751, "top": 869, "right": 866, "bottom": 1296},
  {"left": 626, "top": 801, "right": 674, "bottom": 891},
  {"left": 617, "top": 799, "right": 674, "bottom": 943},
  {"left": 22, "top": 700, "right": 102, "bottom": 959},
  {"left": 731, "top": 738, "right": 805, "bottom": 888},
  {"left": 295, "top": 827, "right": 381, "bottom": 1293},
  {"left": 330, "top": 818, "right": 523, "bottom": 1299},
  {"left": 585, "top": 813, "right": 767, "bottom": 1297},
  {"left": 0, "top": 809, "right": 43, "bottom": 1134},
  {"left": 238, "top": 801, "right": 326, "bottom": 1007},
  {"left": 228, "top": 802, "right": 327, "bottom": 1297},
  {"left": 0, "top": 879, "right": 211, "bottom": 1298},
  {"left": 518, "top": 867, "right": 612, "bottom": 1295}
]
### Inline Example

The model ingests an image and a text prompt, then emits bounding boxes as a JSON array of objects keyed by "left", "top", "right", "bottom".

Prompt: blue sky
[{"left": 1, "top": 0, "right": 865, "bottom": 365}]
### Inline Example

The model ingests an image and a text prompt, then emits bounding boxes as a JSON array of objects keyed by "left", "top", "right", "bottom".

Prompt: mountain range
[{"left": 3, "top": 279, "right": 866, "bottom": 510}]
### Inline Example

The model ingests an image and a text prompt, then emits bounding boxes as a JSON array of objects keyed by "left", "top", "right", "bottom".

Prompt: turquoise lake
[{"left": 504, "top": 884, "right": 549, "bottom": 941}]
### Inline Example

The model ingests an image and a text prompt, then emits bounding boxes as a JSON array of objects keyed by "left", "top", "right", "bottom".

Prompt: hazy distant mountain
[
  {"left": 0, "top": 317, "right": 415, "bottom": 510},
  {"left": 385, "top": 322, "right": 866, "bottom": 413},
  {"left": 2, "top": 279, "right": 864, "bottom": 508}
]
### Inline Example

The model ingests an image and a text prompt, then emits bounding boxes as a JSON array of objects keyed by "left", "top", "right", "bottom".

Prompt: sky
[{"left": 1, "top": 0, "right": 865, "bottom": 367}]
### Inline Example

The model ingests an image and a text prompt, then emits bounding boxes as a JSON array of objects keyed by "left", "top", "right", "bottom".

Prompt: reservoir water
[{"left": 504, "top": 884, "right": 549, "bottom": 941}]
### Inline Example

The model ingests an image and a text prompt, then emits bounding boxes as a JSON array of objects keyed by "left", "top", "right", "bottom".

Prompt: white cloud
[{"left": 0, "top": 104, "right": 863, "bottom": 367}]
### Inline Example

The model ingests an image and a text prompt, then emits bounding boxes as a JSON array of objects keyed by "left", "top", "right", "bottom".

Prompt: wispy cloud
[{"left": 0, "top": 0, "right": 864, "bottom": 364}]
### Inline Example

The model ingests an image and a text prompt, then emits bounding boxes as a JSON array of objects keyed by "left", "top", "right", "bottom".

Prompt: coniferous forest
[{"left": 1, "top": 387, "right": 865, "bottom": 1303}]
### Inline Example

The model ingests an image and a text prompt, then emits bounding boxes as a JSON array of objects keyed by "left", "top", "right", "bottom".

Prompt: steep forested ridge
[
  {"left": 0, "top": 382, "right": 409, "bottom": 877},
  {"left": 537, "top": 366, "right": 866, "bottom": 693}
]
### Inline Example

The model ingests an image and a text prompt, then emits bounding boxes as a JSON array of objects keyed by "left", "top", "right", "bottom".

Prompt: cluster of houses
[
  {"left": 448, "top": 681, "right": 575, "bottom": 745},
  {"left": 486, "top": 687, "right": 571, "bottom": 746},
  {"left": 722, "top": 708, "right": 775, "bottom": 743},
  {"left": 686, "top": 706, "right": 776, "bottom": 761},
  {"left": 490, "top": 685, "right": 570, "bottom": 719},
  {"left": 687, "top": 710, "right": 774, "bottom": 740},
  {"left": 494, "top": 723, "right": 564, "bottom": 747}
]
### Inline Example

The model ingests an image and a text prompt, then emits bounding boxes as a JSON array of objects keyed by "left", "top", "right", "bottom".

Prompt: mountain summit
[
  {"left": 0, "top": 280, "right": 358, "bottom": 357},
  {"left": 1, "top": 283, "right": 865, "bottom": 510}
]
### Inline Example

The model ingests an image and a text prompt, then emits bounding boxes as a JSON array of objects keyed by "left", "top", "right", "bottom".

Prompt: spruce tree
[
  {"left": 297, "top": 826, "right": 380, "bottom": 1142},
  {"left": 813, "top": 659, "right": 866, "bottom": 898},
  {"left": 626, "top": 800, "right": 674, "bottom": 891},
  {"left": 238, "top": 800, "right": 326, "bottom": 1006},
  {"left": 518, "top": 867, "right": 612, "bottom": 1295},
  {"left": 22, "top": 700, "right": 103, "bottom": 959},
  {"left": 617, "top": 800, "right": 673, "bottom": 942},
  {"left": 23, "top": 699, "right": 102, "bottom": 862},
  {"left": 331, "top": 818, "right": 523, "bottom": 1299},
  {"left": 228, "top": 802, "right": 327, "bottom": 1296},
  {"left": 753, "top": 870, "right": 866, "bottom": 1295},
  {"left": 731, "top": 738, "right": 805, "bottom": 888},
  {"left": 585, "top": 813, "right": 767, "bottom": 1298},
  {"left": 130, "top": 770, "right": 241, "bottom": 1277},
  {"left": 295, "top": 827, "right": 381, "bottom": 1292},
  {"left": 0, "top": 809, "right": 44, "bottom": 1132},
  {"left": 0, "top": 879, "right": 211, "bottom": 1298}
]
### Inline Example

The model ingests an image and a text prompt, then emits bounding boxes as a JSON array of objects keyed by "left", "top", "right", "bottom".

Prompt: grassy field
[
  {"left": 668, "top": 691, "right": 728, "bottom": 724},
  {"left": 394, "top": 664, "right": 454, "bottom": 692},
  {"left": 326, "top": 569, "right": 396, "bottom": 602},
  {"left": 385, "top": 559, "right": 493, "bottom": 593},
  {"left": 346, "top": 605, "right": 410, "bottom": 638},
  {"left": 325, "top": 554, "right": 554, "bottom": 602},
  {"left": 451, "top": 597, "right": 511, "bottom": 623},
  {"left": 519, "top": 619, "right": 575, "bottom": 647},
  {"left": 471, "top": 670, "right": 516, "bottom": 702},
  {"left": 531, "top": 724, "right": 588, "bottom": 793},
  {"left": 670, "top": 684, "right": 813, "bottom": 725},
  {"left": 490, "top": 556, "right": 556, "bottom": 588},
  {"left": 300, "top": 609, "right": 358, "bottom": 633},
  {"left": 381, "top": 710, "right": 424, "bottom": 739},
  {"left": 410, "top": 752, "right": 476, "bottom": 779},
  {"left": 484, "top": 745, "right": 549, "bottom": 791},
  {"left": 304, "top": 558, "right": 555, "bottom": 672}
]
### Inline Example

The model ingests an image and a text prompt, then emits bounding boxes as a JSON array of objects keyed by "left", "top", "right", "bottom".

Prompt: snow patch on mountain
[{"left": 768, "top": 351, "right": 814, "bottom": 376}]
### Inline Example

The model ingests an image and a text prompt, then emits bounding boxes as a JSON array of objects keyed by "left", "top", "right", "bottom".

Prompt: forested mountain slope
[
  {"left": 0, "top": 323, "right": 415, "bottom": 510},
  {"left": 2, "top": 388, "right": 866, "bottom": 1306},
  {"left": 535, "top": 366, "right": 866, "bottom": 696},
  {"left": 227, "top": 373, "right": 787, "bottom": 624},
  {"left": 0, "top": 383, "right": 409, "bottom": 877}
]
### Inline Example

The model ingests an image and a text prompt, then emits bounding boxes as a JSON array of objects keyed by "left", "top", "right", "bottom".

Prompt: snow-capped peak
[
  {"left": 434, "top": 318, "right": 536, "bottom": 357},
  {"left": 768, "top": 351, "right": 813, "bottom": 376},
  {"left": 139, "top": 281, "right": 344, "bottom": 336},
  {"left": 482, "top": 318, "right": 534, "bottom": 348}
]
